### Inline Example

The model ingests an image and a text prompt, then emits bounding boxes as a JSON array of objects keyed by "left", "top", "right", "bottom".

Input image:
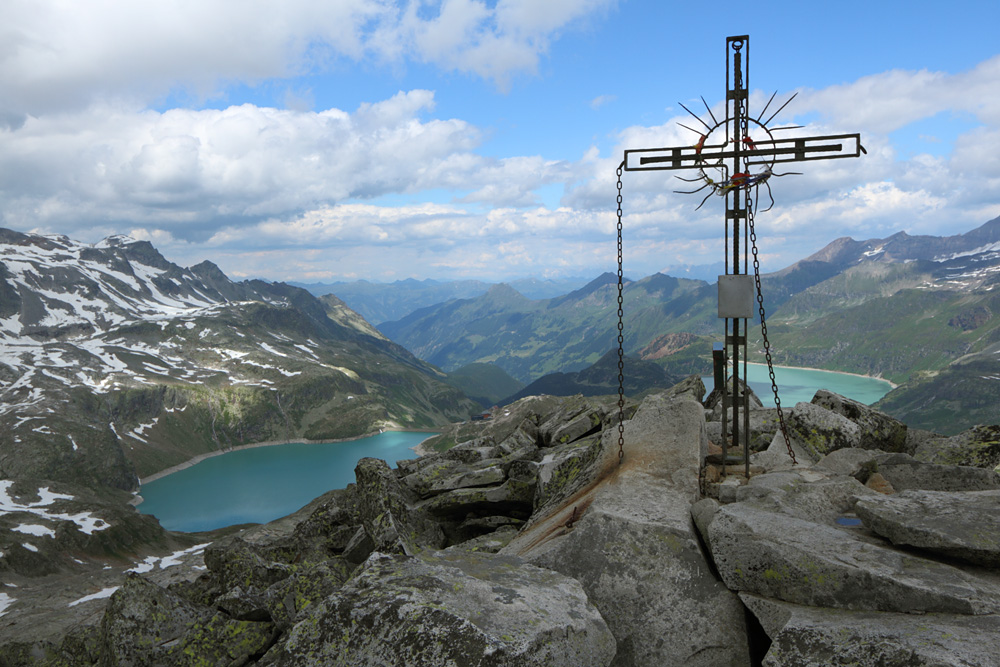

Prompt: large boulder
[
  {"left": 915, "top": 424, "right": 1000, "bottom": 472},
  {"left": 417, "top": 467, "right": 536, "bottom": 522},
  {"left": 98, "top": 573, "right": 274, "bottom": 666},
  {"left": 811, "top": 390, "right": 908, "bottom": 453},
  {"left": 354, "top": 457, "right": 445, "bottom": 555},
  {"left": 260, "top": 550, "right": 616, "bottom": 666},
  {"left": 741, "top": 593, "right": 1000, "bottom": 667},
  {"left": 401, "top": 457, "right": 507, "bottom": 497},
  {"left": 537, "top": 396, "right": 607, "bottom": 447},
  {"left": 783, "top": 401, "right": 860, "bottom": 461},
  {"left": 661, "top": 374, "right": 706, "bottom": 403},
  {"left": 699, "top": 499, "right": 1000, "bottom": 615},
  {"left": 854, "top": 489, "right": 1000, "bottom": 567},
  {"left": 706, "top": 407, "right": 782, "bottom": 454},
  {"left": 507, "top": 393, "right": 751, "bottom": 667}
]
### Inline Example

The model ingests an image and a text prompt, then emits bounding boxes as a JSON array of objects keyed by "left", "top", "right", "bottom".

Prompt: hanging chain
[
  {"left": 746, "top": 194, "right": 797, "bottom": 464},
  {"left": 616, "top": 161, "right": 626, "bottom": 465}
]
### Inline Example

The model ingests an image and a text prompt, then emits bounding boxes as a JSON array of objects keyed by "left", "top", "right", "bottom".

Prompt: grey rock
[
  {"left": 261, "top": 550, "right": 616, "bottom": 667},
  {"left": 533, "top": 433, "right": 604, "bottom": 516},
  {"left": 98, "top": 573, "right": 273, "bottom": 667},
  {"left": 855, "top": 489, "right": 1000, "bottom": 567},
  {"left": 874, "top": 452, "right": 1000, "bottom": 491},
  {"left": 261, "top": 559, "right": 354, "bottom": 630},
  {"left": 813, "top": 447, "right": 882, "bottom": 478},
  {"left": 495, "top": 418, "right": 542, "bottom": 458},
  {"left": 509, "top": 393, "right": 750, "bottom": 667},
  {"left": 662, "top": 373, "right": 706, "bottom": 403},
  {"left": 741, "top": 593, "right": 1000, "bottom": 667},
  {"left": 539, "top": 397, "right": 606, "bottom": 447},
  {"left": 418, "top": 476, "right": 536, "bottom": 520},
  {"left": 751, "top": 430, "right": 816, "bottom": 470},
  {"left": 342, "top": 525, "right": 375, "bottom": 564},
  {"left": 812, "top": 389, "right": 908, "bottom": 453},
  {"left": 735, "top": 470, "right": 878, "bottom": 524},
  {"left": 402, "top": 458, "right": 507, "bottom": 497},
  {"left": 444, "top": 440, "right": 501, "bottom": 464},
  {"left": 915, "top": 424, "right": 1000, "bottom": 472},
  {"left": 354, "top": 457, "right": 446, "bottom": 555},
  {"left": 784, "top": 401, "right": 861, "bottom": 460},
  {"left": 203, "top": 537, "right": 294, "bottom": 591},
  {"left": 706, "top": 501, "right": 1000, "bottom": 614},
  {"left": 707, "top": 408, "right": 781, "bottom": 453},
  {"left": 449, "top": 525, "right": 521, "bottom": 554}
]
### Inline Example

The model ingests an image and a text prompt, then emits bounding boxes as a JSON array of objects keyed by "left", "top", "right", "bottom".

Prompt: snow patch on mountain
[{"left": 0, "top": 480, "right": 110, "bottom": 535}]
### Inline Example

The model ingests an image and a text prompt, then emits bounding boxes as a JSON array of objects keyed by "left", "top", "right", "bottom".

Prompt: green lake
[{"left": 137, "top": 431, "right": 433, "bottom": 532}]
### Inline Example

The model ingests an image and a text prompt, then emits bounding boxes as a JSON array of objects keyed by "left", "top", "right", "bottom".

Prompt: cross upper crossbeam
[{"left": 624, "top": 133, "right": 864, "bottom": 172}]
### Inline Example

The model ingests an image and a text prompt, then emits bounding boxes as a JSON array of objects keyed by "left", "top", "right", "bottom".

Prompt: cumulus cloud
[
  {"left": 0, "top": 0, "right": 618, "bottom": 121},
  {"left": 0, "top": 91, "right": 486, "bottom": 235}
]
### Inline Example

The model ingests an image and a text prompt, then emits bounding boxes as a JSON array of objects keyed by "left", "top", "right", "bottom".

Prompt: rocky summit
[{"left": 3, "top": 379, "right": 998, "bottom": 665}]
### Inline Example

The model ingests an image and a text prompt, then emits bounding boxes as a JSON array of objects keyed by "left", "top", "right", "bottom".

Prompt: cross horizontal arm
[{"left": 624, "top": 133, "right": 863, "bottom": 172}]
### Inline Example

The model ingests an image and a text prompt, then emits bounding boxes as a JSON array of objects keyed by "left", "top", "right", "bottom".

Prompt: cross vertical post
[
  {"left": 621, "top": 34, "right": 864, "bottom": 477},
  {"left": 725, "top": 35, "right": 749, "bottom": 477}
]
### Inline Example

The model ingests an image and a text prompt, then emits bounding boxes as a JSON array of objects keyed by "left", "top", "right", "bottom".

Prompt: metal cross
[{"left": 621, "top": 35, "right": 863, "bottom": 475}]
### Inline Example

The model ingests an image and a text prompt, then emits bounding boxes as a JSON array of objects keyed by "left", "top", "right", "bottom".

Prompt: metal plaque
[{"left": 718, "top": 275, "right": 754, "bottom": 318}]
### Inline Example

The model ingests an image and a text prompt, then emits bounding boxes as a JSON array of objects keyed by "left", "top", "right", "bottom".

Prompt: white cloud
[
  {"left": 0, "top": 0, "right": 618, "bottom": 122},
  {"left": 0, "top": 91, "right": 488, "bottom": 236}
]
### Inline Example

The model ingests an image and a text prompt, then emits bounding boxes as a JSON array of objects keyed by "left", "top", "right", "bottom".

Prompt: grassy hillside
[{"left": 444, "top": 363, "right": 524, "bottom": 408}]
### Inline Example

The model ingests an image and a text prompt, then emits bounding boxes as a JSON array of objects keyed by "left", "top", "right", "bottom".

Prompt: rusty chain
[
  {"left": 746, "top": 194, "right": 796, "bottom": 464},
  {"left": 616, "top": 161, "right": 626, "bottom": 465}
]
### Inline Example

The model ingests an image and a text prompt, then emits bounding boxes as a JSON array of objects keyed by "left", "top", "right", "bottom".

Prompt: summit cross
[{"left": 620, "top": 35, "right": 864, "bottom": 473}]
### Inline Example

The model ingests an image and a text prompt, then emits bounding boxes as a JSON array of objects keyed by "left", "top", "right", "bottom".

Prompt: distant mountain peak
[
  {"left": 485, "top": 283, "right": 526, "bottom": 299},
  {"left": 94, "top": 234, "right": 139, "bottom": 248}
]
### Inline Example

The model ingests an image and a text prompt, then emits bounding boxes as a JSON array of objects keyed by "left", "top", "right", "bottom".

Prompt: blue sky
[{"left": 2, "top": 0, "right": 999, "bottom": 283}]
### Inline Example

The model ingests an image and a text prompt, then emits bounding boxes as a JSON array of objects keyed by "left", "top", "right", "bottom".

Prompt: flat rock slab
[
  {"left": 741, "top": 593, "right": 1000, "bottom": 667},
  {"left": 873, "top": 453, "right": 1000, "bottom": 492},
  {"left": 855, "top": 489, "right": 1000, "bottom": 567},
  {"left": 706, "top": 501, "right": 1000, "bottom": 615},
  {"left": 262, "top": 550, "right": 615, "bottom": 667}
]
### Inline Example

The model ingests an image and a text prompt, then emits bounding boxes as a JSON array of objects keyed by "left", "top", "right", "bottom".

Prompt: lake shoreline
[
  {"left": 745, "top": 362, "right": 899, "bottom": 390},
  {"left": 134, "top": 427, "right": 439, "bottom": 501}
]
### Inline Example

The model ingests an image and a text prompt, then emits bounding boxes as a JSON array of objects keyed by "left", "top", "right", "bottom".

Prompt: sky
[{"left": 2, "top": 0, "right": 999, "bottom": 284}]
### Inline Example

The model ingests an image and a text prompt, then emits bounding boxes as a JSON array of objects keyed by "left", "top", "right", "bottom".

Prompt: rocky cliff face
[{"left": 5, "top": 381, "right": 997, "bottom": 665}]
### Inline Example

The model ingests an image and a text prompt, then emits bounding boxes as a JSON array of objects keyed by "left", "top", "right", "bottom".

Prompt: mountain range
[
  {"left": 375, "top": 217, "right": 1000, "bottom": 434},
  {"left": 291, "top": 276, "right": 589, "bottom": 325},
  {"left": 0, "top": 229, "right": 477, "bottom": 494}
]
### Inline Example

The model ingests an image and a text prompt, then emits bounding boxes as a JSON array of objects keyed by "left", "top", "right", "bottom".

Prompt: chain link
[
  {"left": 616, "top": 161, "right": 626, "bottom": 466},
  {"left": 747, "top": 194, "right": 796, "bottom": 464}
]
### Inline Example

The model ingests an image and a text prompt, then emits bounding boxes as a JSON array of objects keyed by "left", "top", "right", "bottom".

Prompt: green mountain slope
[
  {"left": 443, "top": 363, "right": 524, "bottom": 409},
  {"left": 500, "top": 350, "right": 683, "bottom": 404},
  {"left": 378, "top": 273, "right": 708, "bottom": 383},
  {"left": 874, "top": 347, "right": 1000, "bottom": 434},
  {"left": 762, "top": 287, "right": 1000, "bottom": 384}
]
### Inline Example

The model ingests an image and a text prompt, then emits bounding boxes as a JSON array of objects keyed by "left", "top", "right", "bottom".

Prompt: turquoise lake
[
  {"left": 701, "top": 363, "right": 893, "bottom": 407},
  {"left": 137, "top": 431, "right": 434, "bottom": 532}
]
